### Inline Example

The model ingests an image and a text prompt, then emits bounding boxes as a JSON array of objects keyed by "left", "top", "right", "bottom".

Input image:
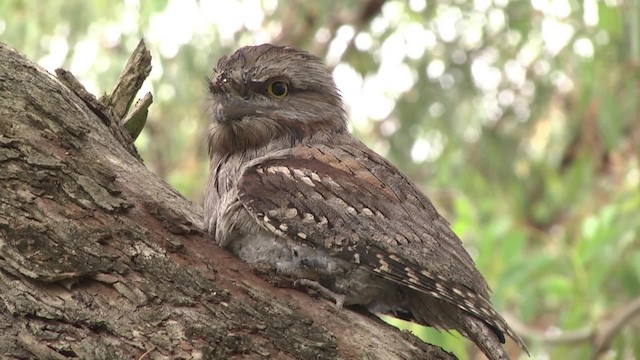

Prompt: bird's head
[{"left": 207, "top": 44, "right": 347, "bottom": 156}]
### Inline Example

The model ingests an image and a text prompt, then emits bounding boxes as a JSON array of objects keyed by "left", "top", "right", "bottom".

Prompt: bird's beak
[{"left": 213, "top": 97, "right": 259, "bottom": 123}]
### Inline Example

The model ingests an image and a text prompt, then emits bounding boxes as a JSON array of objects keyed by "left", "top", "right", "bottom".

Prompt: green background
[{"left": 3, "top": 0, "right": 639, "bottom": 359}]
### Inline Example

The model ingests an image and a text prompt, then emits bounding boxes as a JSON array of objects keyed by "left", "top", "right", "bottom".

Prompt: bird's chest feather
[
  {"left": 205, "top": 155, "right": 254, "bottom": 248},
  {"left": 205, "top": 150, "right": 361, "bottom": 287}
]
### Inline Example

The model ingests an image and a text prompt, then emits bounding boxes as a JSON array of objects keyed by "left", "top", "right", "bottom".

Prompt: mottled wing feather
[{"left": 237, "top": 143, "right": 522, "bottom": 348}]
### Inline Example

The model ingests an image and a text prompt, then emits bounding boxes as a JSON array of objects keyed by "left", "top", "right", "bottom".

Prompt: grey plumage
[{"left": 204, "top": 44, "right": 528, "bottom": 360}]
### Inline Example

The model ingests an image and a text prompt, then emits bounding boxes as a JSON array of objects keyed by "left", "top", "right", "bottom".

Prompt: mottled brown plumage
[{"left": 204, "top": 44, "right": 528, "bottom": 360}]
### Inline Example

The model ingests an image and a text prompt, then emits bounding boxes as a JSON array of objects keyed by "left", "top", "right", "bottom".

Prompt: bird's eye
[{"left": 267, "top": 80, "right": 289, "bottom": 99}]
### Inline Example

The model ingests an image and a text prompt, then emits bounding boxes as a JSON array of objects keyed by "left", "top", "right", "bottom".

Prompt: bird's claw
[{"left": 295, "top": 278, "right": 346, "bottom": 308}]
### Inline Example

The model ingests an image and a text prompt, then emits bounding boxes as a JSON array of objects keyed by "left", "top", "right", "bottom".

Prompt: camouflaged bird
[{"left": 204, "top": 44, "right": 528, "bottom": 360}]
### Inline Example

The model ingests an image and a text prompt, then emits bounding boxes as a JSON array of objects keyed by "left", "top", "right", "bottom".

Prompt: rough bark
[{"left": 0, "top": 41, "right": 456, "bottom": 360}]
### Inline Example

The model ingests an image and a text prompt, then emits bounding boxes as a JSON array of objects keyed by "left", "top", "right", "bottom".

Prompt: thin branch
[
  {"left": 504, "top": 313, "right": 592, "bottom": 345},
  {"left": 503, "top": 296, "right": 640, "bottom": 358},
  {"left": 592, "top": 296, "right": 640, "bottom": 359}
]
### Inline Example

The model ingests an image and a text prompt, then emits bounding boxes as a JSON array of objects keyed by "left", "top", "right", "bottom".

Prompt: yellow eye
[{"left": 267, "top": 80, "right": 289, "bottom": 99}]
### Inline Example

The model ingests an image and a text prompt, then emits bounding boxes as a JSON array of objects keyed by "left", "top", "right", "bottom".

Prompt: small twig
[{"left": 122, "top": 92, "right": 153, "bottom": 140}]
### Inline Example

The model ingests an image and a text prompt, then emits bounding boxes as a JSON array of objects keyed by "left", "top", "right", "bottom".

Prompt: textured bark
[{"left": 0, "top": 42, "right": 456, "bottom": 360}]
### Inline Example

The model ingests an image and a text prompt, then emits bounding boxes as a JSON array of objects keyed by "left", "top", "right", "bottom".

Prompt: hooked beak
[{"left": 213, "top": 97, "right": 260, "bottom": 123}]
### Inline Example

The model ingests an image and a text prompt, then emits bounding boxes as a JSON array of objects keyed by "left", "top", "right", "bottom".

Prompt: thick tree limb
[{"left": 0, "top": 42, "right": 456, "bottom": 359}]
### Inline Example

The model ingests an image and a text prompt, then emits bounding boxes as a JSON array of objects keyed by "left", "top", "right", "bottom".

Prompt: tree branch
[{"left": 504, "top": 297, "right": 640, "bottom": 358}]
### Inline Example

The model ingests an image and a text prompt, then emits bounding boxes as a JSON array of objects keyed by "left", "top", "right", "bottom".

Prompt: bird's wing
[{"left": 236, "top": 141, "right": 525, "bottom": 346}]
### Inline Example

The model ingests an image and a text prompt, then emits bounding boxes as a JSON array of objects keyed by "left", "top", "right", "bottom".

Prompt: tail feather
[
  {"left": 460, "top": 314, "right": 510, "bottom": 360},
  {"left": 406, "top": 291, "right": 527, "bottom": 360},
  {"left": 364, "top": 248, "right": 528, "bottom": 353}
]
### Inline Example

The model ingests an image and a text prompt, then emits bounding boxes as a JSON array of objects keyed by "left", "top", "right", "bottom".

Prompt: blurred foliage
[{"left": 2, "top": 0, "right": 639, "bottom": 359}]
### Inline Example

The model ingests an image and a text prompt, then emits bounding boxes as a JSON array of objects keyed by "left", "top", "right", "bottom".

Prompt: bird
[{"left": 204, "top": 44, "right": 529, "bottom": 360}]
